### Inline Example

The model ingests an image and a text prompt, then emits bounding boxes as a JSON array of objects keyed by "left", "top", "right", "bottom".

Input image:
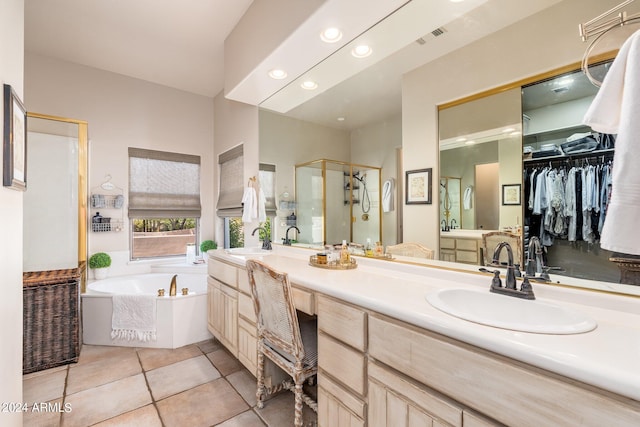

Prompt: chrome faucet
[
  {"left": 283, "top": 225, "right": 300, "bottom": 246},
  {"left": 169, "top": 274, "right": 177, "bottom": 296},
  {"left": 489, "top": 242, "right": 535, "bottom": 299},
  {"left": 251, "top": 227, "right": 272, "bottom": 250},
  {"left": 525, "top": 236, "right": 550, "bottom": 281},
  {"left": 450, "top": 218, "right": 457, "bottom": 230}
]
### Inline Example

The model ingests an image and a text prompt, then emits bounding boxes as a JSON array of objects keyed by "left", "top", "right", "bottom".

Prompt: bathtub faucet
[{"left": 169, "top": 274, "right": 177, "bottom": 296}]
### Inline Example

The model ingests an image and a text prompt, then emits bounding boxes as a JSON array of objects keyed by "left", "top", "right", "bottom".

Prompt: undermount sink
[
  {"left": 426, "top": 288, "right": 597, "bottom": 334},
  {"left": 225, "top": 247, "right": 272, "bottom": 257}
]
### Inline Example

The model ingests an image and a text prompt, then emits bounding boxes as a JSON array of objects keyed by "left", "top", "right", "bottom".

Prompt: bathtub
[{"left": 82, "top": 272, "right": 212, "bottom": 349}]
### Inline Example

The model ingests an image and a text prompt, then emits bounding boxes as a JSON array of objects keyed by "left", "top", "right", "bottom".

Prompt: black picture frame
[
  {"left": 502, "top": 184, "right": 521, "bottom": 206},
  {"left": 3, "top": 84, "right": 27, "bottom": 191},
  {"left": 405, "top": 168, "right": 432, "bottom": 204}
]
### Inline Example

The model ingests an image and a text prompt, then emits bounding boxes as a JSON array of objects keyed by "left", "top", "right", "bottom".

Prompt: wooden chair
[
  {"left": 246, "top": 259, "right": 318, "bottom": 426},
  {"left": 481, "top": 231, "right": 522, "bottom": 267},
  {"left": 386, "top": 242, "right": 435, "bottom": 259}
]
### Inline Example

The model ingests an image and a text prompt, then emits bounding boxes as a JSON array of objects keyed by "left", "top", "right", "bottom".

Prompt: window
[
  {"left": 128, "top": 148, "right": 201, "bottom": 259},
  {"left": 217, "top": 145, "right": 244, "bottom": 248}
]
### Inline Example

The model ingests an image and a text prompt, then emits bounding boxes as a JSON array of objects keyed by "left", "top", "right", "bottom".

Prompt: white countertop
[{"left": 210, "top": 246, "right": 640, "bottom": 402}]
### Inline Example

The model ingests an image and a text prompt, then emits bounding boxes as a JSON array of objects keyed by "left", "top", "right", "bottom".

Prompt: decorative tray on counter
[{"left": 309, "top": 255, "right": 358, "bottom": 270}]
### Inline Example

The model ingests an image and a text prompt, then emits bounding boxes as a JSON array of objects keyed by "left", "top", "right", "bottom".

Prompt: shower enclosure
[{"left": 295, "top": 159, "right": 381, "bottom": 246}]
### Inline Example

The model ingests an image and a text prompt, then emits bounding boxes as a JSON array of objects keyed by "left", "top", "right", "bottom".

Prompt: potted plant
[
  {"left": 89, "top": 252, "right": 111, "bottom": 280},
  {"left": 200, "top": 240, "right": 217, "bottom": 262}
]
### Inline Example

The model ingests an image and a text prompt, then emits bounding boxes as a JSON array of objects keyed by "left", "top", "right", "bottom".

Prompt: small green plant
[
  {"left": 200, "top": 240, "right": 217, "bottom": 253},
  {"left": 89, "top": 252, "right": 111, "bottom": 269}
]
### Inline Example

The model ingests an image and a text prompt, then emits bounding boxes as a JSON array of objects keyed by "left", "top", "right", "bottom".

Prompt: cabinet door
[
  {"left": 368, "top": 361, "right": 462, "bottom": 427},
  {"left": 207, "top": 277, "right": 238, "bottom": 355}
]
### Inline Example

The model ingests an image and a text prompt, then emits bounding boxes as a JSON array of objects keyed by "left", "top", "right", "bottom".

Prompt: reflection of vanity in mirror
[{"left": 257, "top": 0, "right": 640, "bottom": 298}]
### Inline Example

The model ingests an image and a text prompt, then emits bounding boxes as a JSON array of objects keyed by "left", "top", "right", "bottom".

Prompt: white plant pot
[{"left": 94, "top": 267, "right": 109, "bottom": 280}]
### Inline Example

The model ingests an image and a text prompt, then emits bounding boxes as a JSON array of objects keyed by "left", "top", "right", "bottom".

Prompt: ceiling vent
[{"left": 431, "top": 27, "right": 446, "bottom": 37}]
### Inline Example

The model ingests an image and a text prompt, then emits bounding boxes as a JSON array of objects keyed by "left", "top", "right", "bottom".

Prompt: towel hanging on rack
[{"left": 382, "top": 178, "right": 394, "bottom": 212}]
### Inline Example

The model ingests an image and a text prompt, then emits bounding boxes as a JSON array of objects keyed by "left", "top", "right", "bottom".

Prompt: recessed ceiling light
[
  {"left": 449, "top": 0, "right": 465, "bottom": 3},
  {"left": 268, "top": 69, "right": 287, "bottom": 79},
  {"left": 351, "top": 45, "right": 372, "bottom": 58},
  {"left": 301, "top": 80, "right": 318, "bottom": 90},
  {"left": 337, "top": 117, "right": 345, "bottom": 121},
  {"left": 320, "top": 27, "right": 342, "bottom": 43}
]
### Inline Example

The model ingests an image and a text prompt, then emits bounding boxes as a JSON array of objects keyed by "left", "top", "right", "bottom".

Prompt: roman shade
[
  {"left": 128, "top": 148, "right": 201, "bottom": 218},
  {"left": 217, "top": 145, "right": 244, "bottom": 217}
]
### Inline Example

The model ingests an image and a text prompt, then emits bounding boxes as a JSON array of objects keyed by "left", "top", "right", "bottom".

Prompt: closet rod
[{"left": 524, "top": 150, "right": 614, "bottom": 168}]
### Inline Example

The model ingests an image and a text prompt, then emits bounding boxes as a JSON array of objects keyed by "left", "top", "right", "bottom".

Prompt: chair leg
[
  {"left": 256, "top": 349, "right": 265, "bottom": 409},
  {"left": 294, "top": 380, "right": 304, "bottom": 427}
]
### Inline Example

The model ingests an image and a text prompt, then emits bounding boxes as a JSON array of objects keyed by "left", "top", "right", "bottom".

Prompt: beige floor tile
[
  {"left": 226, "top": 369, "right": 258, "bottom": 407},
  {"left": 146, "top": 354, "right": 221, "bottom": 401},
  {"left": 197, "top": 338, "right": 223, "bottom": 354},
  {"left": 23, "top": 368, "right": 67, "bottom": 405},
  {"left": 137, "top": 344, "right": 202, "bottom": 371},
  {"left": 23, "top": 364, "right": 67, "bottom": 380},
  {"left": 255, "top": 391, "right": 317, "bottom": 427},
  {"left": 217, "top": 409, "right": 267, "bottom": 427},
  {"left": 92, "top": 404, "right": 162, "bottom": 427},
  {"left": 206, "top": 348, "right": 244, "bottom": 376},
  {"left": 22, "top": 398, "right": 64, "bottom": 427},
  {"left": 76, "top": 344, "right": 137, "bottom": 365},
  {"left": 62, "top": 373, "right": 151, "bottom": 427},
  {"left": 156, "top": 379, "right": 248, "bottom": 427},
  {"left": 66, "top": 349, "right": 141, "bottom": 395}
]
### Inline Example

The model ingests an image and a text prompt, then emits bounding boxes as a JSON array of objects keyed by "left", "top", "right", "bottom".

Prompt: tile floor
[{"left": 23, "top": 339, "right": 317, "bottom": 427}]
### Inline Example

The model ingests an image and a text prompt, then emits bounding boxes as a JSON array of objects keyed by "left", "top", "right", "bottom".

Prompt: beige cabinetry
[
  {"left": 440, "top": 236, "right": 481, "bottom": 265},
  {"left": 317, "top": 295, "right": 367, "bottom": 427},
  {"left": 207, "top": 276, "right": 238, "bottom": 355}
]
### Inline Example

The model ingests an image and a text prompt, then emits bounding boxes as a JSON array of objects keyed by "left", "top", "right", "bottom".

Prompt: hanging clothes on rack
[{"left": 583, "top": 29, "right": 640, "bottom": 255}]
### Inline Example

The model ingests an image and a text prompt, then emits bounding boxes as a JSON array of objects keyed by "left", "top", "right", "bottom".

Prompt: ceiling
[
  {"left": 24, "top": 0, "right": 254, "bottom": 98},
  {"left": 24, "top": 0, "right": 566, "bottom": 131}
]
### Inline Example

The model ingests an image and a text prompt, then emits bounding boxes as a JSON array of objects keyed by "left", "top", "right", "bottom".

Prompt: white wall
[
  {"left": 213, "top": 92, "right": 259, "bottom": 247},
  {"left": 401, "top": 0, "right": 635, "bottom": 254},
  {"left": 0, "top": 1, "right": 24, "bottom": 424},
  {"left": 25, "top": 53, "right": 215, "bottom": 274}
]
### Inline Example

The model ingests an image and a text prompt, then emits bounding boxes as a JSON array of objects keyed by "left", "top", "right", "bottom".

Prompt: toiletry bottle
[
  {"left": 365, "top": 238, "right": 373, "bottom": 257},
  {"left": 340, "top": 239, "right": 350, "bottom": 266},
  {"left": 92, "top": 212, "right": 102, "bottom": 232},
  {"left": 375, "top": 241, "right": 384, "bottom": 257}
]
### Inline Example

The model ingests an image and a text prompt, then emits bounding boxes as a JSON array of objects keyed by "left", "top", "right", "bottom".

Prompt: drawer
[
  {"left": 208, "top": 258, "right": 237, "bottom": 288},
  {"left": 238, "top": 291, "right": 256, "bottom": 322},
  {"left": 317, "top": 295, "right": 366, "bottom": 351},
  {"left": 292, "top": 285, "right": 315, "bottom": 315},
  {"left": 318, "top": 332, "right": 366, "bottom": 396},
  {"left": 440, "top": 237, "right": 456, "bottom": 249},
  {"left": 455, "top": 238, "right": 478, "bottom": 251},
  {"left": 456, "top": 249, "right": 479, "bottom": 264}
]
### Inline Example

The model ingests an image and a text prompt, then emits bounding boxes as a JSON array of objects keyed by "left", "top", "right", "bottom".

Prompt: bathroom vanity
[{"left": 207, "top": 247, "right": 640, "bottom": 426}]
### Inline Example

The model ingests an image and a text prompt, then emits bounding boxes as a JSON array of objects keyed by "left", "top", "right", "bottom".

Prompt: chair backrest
[
  {"left": 246, "top": 259, "right": 304, "bottom": 360},
  {"left": 386, "top": 242, "right": 435, "bottom": 259},
  {"left": 482, "top": 231, "right": 522, "bottom": 266}
]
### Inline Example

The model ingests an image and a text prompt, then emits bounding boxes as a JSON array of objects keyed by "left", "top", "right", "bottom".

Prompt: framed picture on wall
[
  {"left": 502, "top": 184, "right": 521, "bottom": 205},
  {"left": 405, "top": 168, "right": 432, "bottom": 204},
  {"left": 3, "top": 84, "right": 27, "bottom": 191}
]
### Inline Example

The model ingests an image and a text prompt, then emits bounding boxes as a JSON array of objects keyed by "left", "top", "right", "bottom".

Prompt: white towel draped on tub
[{"left": 111, "top": 295, "right": 157, "bottom": 342}]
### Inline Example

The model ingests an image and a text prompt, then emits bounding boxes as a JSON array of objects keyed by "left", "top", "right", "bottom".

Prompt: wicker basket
[{"left": 23, "top": 268, "right": 82, "bottom": 374}]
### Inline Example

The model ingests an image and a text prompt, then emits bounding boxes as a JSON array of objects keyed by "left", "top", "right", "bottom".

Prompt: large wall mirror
[{"left": 257, "top": 0, "right": 639, "bottom": 297}]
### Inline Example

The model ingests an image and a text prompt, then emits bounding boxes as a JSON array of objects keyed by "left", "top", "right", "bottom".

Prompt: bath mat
[{"left": 111, "top": 294, "right": 157, "bottom": 342}]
